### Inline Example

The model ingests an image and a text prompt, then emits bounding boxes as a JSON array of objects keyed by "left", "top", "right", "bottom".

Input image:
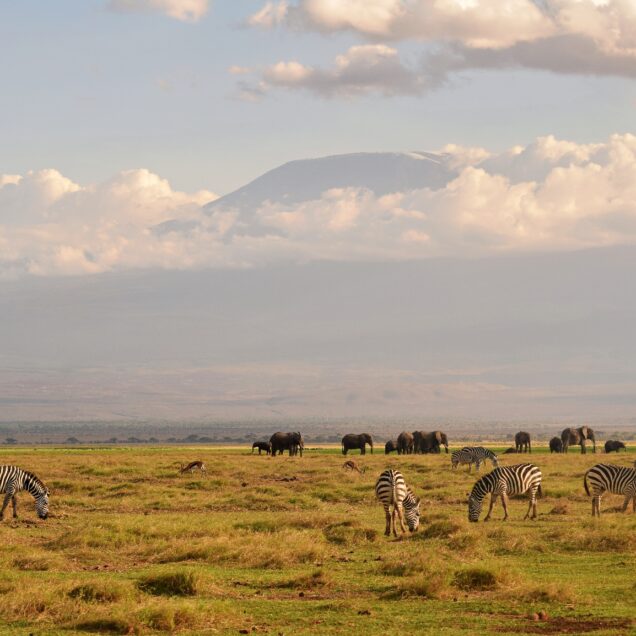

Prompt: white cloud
[
  {"left": 253, "top": 45, "right": 435, "bottom": 97},
  {"left": 108, "top": 0, "right": 209, "bottom": 22},
  {"left": 245, "top": 0, "right": 636, "bottom": 90},
  {"left": 247, "top": 0, "right": 288, "bottom": 28},
  {"left": 3, "top": 134, "right": 636, "bottom": 277}
]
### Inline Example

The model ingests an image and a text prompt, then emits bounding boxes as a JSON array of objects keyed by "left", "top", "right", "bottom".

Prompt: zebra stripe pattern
[
  {"left": 0, "top": 465, "right": 49, "bottom": 520},
  {"left": 451, "top": 447, "right": 499, "bottom": 473},
  {"left": 375, "top": 469, "right": 420, "bottom": 536},
  {"left": 468, "top": 463, "right": 542, "bottom": 522},
  {"left": 584, "top": 463, "right": 636, "bottom": 517}
]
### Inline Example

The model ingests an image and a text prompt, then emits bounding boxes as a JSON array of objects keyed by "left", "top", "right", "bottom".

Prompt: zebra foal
[
  {"left": 468, "top": 464, "right": 542, "bottom": 522},
  {"left": 0, "top": 465, "right": 49, "bottom": 520},
  {"left": 451, "top": 447, "right": 498, "bottom": 473},
  {"left": 375, "top": 469, "right": 420, "bottom": 537},
  {"left": 584, "top": 463, "right": 636, "bottom": 517}
]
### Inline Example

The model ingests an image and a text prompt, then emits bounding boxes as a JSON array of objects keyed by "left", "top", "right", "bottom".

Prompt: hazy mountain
[{"left": 2, "top": 247, "right": 635, "bottom": 422}]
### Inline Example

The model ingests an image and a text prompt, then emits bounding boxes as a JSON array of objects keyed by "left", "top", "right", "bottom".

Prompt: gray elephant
[
  {"left": 270, "top": 431, "right": 304, "bottom": 457},
  {"left": 341, "top": 433, "right": 373, "bottom": 455},
  {"left": 514, "top": 431, "right": 531, "bottom": 453},
  {"left": 561, "top": 426, "right": 596, "bottom": 453},
  {"left": 413, "top": 430, "right": 449, "bottom": 454},
  {"left": 549, "top": 437, "right": 563, "bottom": 453},
  {"left": 252, "top": 441, "right": 272, "bottom": 455},
  {"left": 397, "top": 431, "right": 414, "bottom": 455},
  {"left": 605, "top": 440, "right": 627, "bottom": 453},
  {"left": 385, "top": 440, "right": 398, "bottom": 454}
]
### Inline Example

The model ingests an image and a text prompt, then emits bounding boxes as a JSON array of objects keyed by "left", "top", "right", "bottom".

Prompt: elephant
[
  {"left": 413, "top": 431, "right": 449, "bottom": 454},
  {"left": 515, "top": 431, "right": 532, "bottom": 453},
  {"left": 549, "top": 437, "right": 563, "bottom": 453},
  {"left": 385, "top": 440, "right": 398, "bottom": 454},
  {"left": 605, "top": 440, "right": 627, "bottom": 453},
  {"left": 561, "top": 426, "right": 596, "bottom": 454},
  {"left": 270, "top": 431, "right": 304, "bottom": 457},
  {"left": 251, "top": 441, "right": 272, "bottom": 455},
  {"left": 341, "top": 433, "right": 373, "bottom": 455},
  {"left": 397, "top": 431, "right": 414, "bottom": 455}
]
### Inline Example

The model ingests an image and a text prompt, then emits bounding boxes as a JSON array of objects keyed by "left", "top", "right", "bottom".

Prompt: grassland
[{"left": 0, "top": 444, "right": 634, "bottom": 635}]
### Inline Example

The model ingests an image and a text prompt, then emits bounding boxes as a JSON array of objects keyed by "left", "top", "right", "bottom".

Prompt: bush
[
  {"left": 452, "top": 567, "right": 498, "bottom": 591},
  {"left": 137, "top": 571, "right": 197, "bottom": 596}
]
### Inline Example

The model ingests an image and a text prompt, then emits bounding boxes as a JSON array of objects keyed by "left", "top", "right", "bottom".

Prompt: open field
[{"left": 0, "top": 445, "right": 635, "bottom": 635}]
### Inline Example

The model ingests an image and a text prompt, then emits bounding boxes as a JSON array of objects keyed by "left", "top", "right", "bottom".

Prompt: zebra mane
[{"left": 23, "top": 470, "right": 47, "bottom": 495}]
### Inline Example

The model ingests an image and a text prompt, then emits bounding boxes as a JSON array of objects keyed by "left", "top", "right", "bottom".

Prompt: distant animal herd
[{"left": 1, "top": 427, "right": 634, "bottom": 533}]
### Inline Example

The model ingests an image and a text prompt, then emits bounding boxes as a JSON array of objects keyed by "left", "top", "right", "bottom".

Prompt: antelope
[{"left": 179, "top": 461, "right": 206, "bottom": 475}]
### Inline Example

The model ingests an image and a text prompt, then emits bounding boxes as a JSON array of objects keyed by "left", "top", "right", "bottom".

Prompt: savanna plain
[{"left": 0, "top": 445, "right": 635, "bottom": 635}]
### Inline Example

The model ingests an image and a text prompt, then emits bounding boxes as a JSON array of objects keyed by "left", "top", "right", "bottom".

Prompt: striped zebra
[
  {"left": 467, "top": 463, "right": 542, "bottom": 522},
  {"left": 374, "top": 469, "right": 420, "bottom": 537},
  {"left": 451, "top": 447, "right": 498, "bottom": 473},
  {"left": 584, "top": 463, "right": 636, "bottom": 517},
  {"left": 0, "top": 466, "right": 49, "bottom": 520}
]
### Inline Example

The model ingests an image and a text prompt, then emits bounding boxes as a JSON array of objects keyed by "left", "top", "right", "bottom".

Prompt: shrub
[
  {"left": 452, "top": 567, "right": 498, "bottom": 591},
  {"left": 137, "top": 571, "right": 197, "bottom": 596}
]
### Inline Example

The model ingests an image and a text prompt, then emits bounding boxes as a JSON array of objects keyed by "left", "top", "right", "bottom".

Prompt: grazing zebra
[
  {"left": 374, "top": 469, "right": 420, "bottom": 537},
  {"left": 451, "top": 447, "right": 499, "bottom": 473},
  {"left": 0, "top": 466, "right": 49, "bottom": 520},
  {"left": 584, "top": 463, "right": 636, "bottom": 517},
  {"left": 467, "top": 464, "right": 542, "bottom": 522}
]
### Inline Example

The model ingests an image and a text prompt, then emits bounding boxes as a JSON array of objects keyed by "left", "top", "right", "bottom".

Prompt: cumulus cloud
[
  {"left": 244, "top": 0, "right": 636, "bottom": 93},
  {"left": 244, "top": 44, "right": 438, "bottom": 98},
  {"left": 3, "top": 134, "right": 636, "bottom": 277},
  {"left": 107, "top": 0, "right": 209, "bottom": 22}
]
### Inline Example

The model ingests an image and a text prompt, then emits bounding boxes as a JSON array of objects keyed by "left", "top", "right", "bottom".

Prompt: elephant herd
[
  {"left": 251, "top": 426, "right": 628, "bottom": 457},
  {"left": 385, "top": 431, "right": 449, "bottom": 455},
  {"left": 251, "top": 432, "right": 304, "bottom": 456}
]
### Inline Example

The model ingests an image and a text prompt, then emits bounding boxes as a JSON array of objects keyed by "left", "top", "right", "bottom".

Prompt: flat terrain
[{"left": 0, "top": 445, "right": 634, "bottom": 635}]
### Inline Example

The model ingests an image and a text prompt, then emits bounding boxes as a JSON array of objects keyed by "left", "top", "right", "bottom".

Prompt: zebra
[
  {"left": 584, "top": 463, "right": 636, "bottom": 517},
  {"left": 0, "top": 466, "right": 49, "bottom": 520},
  {"left": 451, "top": 447, "right": 499, "bottom": 473},
  {"left": 374, "top": 469, "right": 420, "bottom": 537},
  {"left": 467, "top": 464, "right": 542, "bottom": 522}
]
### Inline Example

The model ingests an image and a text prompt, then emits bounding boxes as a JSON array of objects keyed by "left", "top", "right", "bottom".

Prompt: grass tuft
[
  {"left": 323, "top": 521, "right": 377, "bottom": 545},
  {"left": 452, "top": 567, "right": 499, "bottom": 591},
  {"left": 137, "top": 571, "right": 197, "bottom": 596},
  {"left": 68, "top": 582, "right": 126, "bottom": 603}
]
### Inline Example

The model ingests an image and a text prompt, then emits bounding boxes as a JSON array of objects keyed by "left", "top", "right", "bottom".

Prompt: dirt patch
[{"left": 500, "top": 617, "right": 633, "bottom": 634}]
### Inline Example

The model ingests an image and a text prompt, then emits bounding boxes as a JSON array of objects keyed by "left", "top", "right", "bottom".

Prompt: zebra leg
[
  {"left": 0, "top": 492, "right": 12, "bottom": 520},
  {"left": 484, "top": 494, "right": 496, "bottom": 521},
  {"left": 476, "top": 460, "right": 481, "bottom": 472},
  {"left": 11, "top": 495, "right": 17, "bottom": 518},
  {"left": 501, "top": 493, "right": 509, "bottom": 521},
  {"left": 384, "top": 506, "right": 391, "bottom": 536},
  {"left": 397, "top": 504, "right": 407, "bottom": 534},
  {"left": 621, "top": 495, "right": 630, "bottom": 512}
]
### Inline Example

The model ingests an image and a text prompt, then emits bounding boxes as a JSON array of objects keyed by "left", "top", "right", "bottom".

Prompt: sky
[
  {"left": 1, "top": 1, "right": 635, "bottom": 195},
  {"left": 1, "top": 1, "right": 636, "bottom": 423}
]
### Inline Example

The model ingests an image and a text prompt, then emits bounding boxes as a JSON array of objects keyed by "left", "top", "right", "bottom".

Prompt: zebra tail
[
  {"left": 537, "top": 484, "right": 543, "bottom": 498},
  {"left": 584, "top": 471, "right": 590, "bottom": 496}
]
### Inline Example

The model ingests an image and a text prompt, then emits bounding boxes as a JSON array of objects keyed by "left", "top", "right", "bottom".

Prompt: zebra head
[
  {"left": 404, "top": 492, "right": 421, "bottom": 532},
  {"left": 467, "top": 489, "right": 484, "bottom": 522},
  {"left": 490, "top": 452, "right": 499, "bottom": 467},
  {"left": 36, "top": 488, "right": 49, "bottom": 519}
]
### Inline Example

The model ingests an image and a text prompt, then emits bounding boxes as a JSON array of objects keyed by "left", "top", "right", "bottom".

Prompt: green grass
[{"left": 0, "top": 445, "right": 634, "bottom": 634}]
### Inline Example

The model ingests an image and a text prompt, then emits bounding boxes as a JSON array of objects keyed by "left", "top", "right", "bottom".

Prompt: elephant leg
[{"left": 361, "top": 447, "right": 365, "bottom": 455}]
